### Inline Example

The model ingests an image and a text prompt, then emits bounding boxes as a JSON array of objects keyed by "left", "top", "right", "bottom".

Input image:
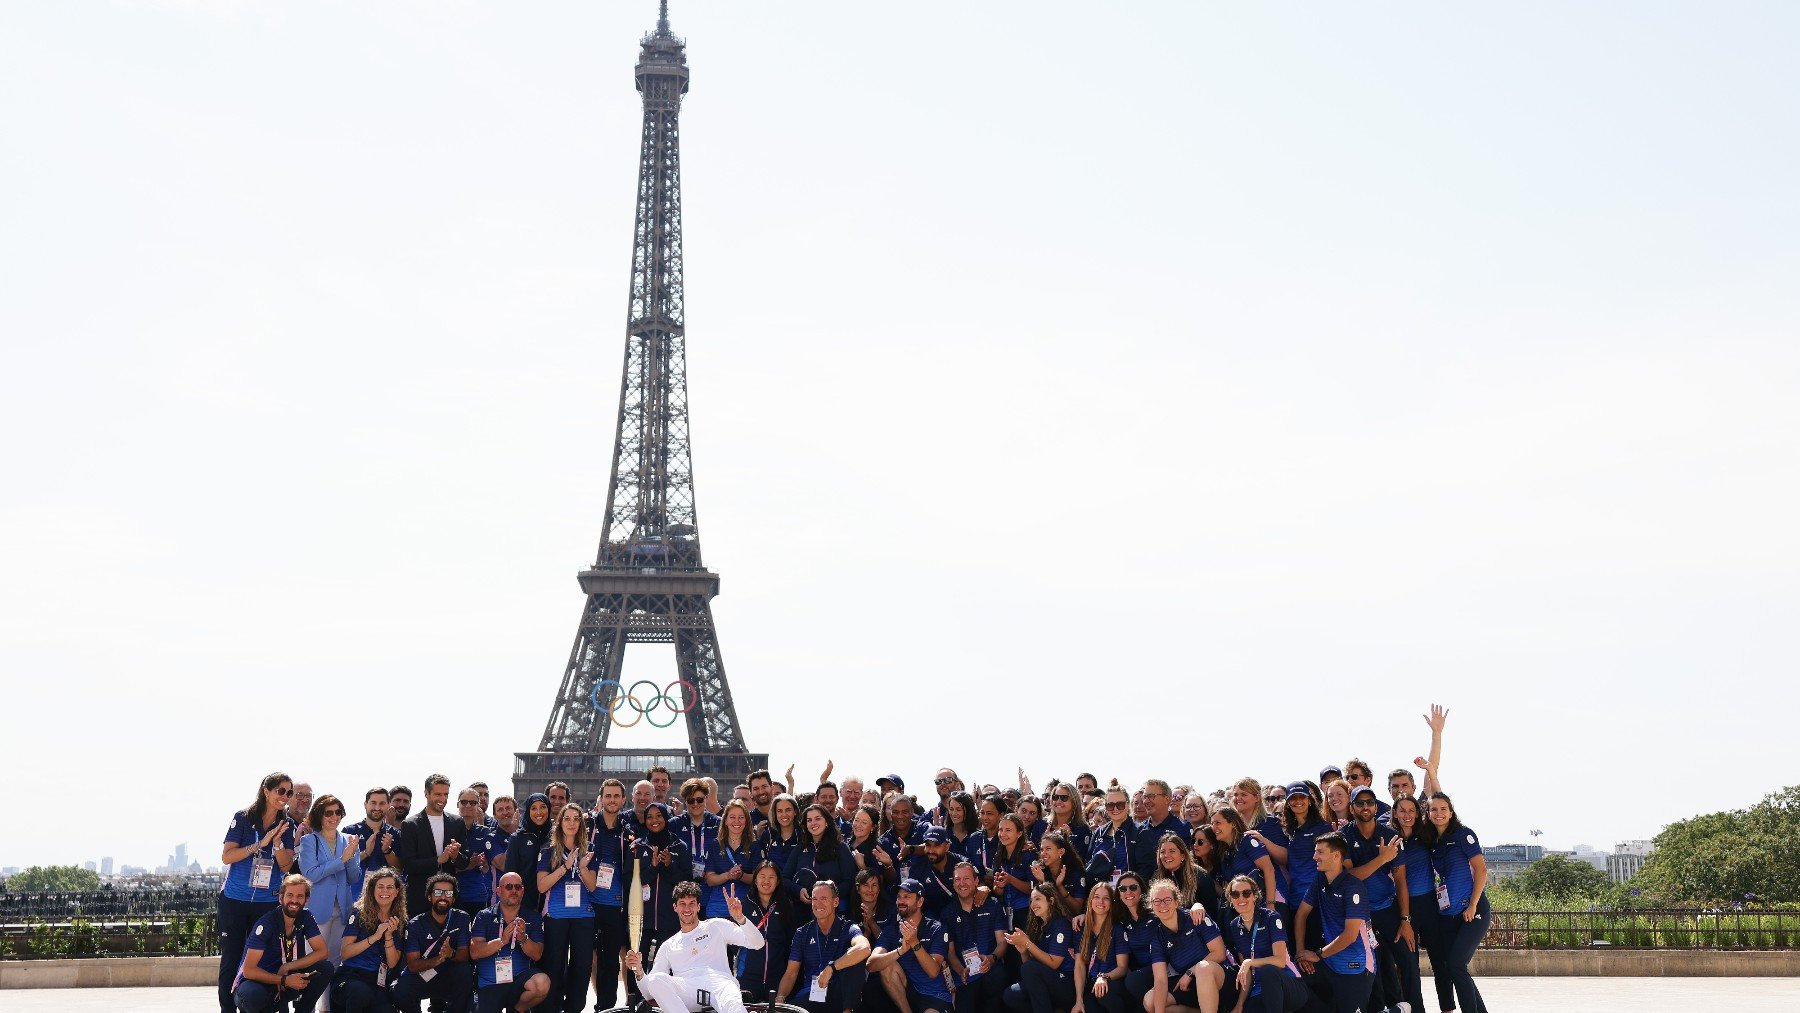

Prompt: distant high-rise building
[
  {"left": 173, "top": 843, "right": 189, "bottom": 869},
  {"left": 101, "top": 857, "right": 113, "bottom": 876},
  {"left": 1608, "top": 840, "right": 1655, "bottom": 883},
  {"left": 83, "top": 861, "right": 97, "bottom": 872},
  {"left": 1483, "top": 843, "right": 1545, "bottom": 880}
]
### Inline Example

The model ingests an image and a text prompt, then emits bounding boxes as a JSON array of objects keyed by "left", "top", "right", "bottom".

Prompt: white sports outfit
[{"left": 641, "top": 916, "right": 765, "bottom": 1013}]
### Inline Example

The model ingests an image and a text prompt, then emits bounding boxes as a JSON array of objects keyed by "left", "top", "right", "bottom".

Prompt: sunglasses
[
  {"left": 934, "top": 777, "right": 955, "bottom": 785},
  {"left": 1228, "top": 889, "right": 1256, "bottom": 899},
  {"left": 1353, "top": 800, "right": 1378, "bottom": 807},
  {"left": 273, "top": 787, "right": 292, "bottom": 796},
  {"left": 1117, "top": 884, "right": 1141, "bottom": 893},
  {"left": 499, "top": 884, "right": 523, "bottom": 891},
  {"left": 324, "top": 809, "right": 345, "bottom": 818},
  {"left": 1052, "top": 795, "right": 1072, "bottom": 802},
  {"left": 1104, "top": 802, "right": 1127, "bottom": 811},
  {"left": 430, "top": 888, "right": 455, "bottom": 897}
]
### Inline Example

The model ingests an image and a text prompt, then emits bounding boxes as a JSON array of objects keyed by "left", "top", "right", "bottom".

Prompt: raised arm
[{"left": 1418, "top": 704, "right": 1448, "bottom": 795}]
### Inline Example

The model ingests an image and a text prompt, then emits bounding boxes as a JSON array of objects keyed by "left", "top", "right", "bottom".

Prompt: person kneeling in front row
[
  {"left": 776, "top": 880, "right": 871, "bottom": 1013},
  {"left": 232, "top": 874, "right": 333, "bottom": 1013},
  {"left": 392, "top": 873, "right": 475, "bottom": 1013}
]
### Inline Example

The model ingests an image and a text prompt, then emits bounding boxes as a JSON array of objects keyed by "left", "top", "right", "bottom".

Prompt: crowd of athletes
[{"left": 216, "top": 706, "right": 1489, "bottom": 1013}]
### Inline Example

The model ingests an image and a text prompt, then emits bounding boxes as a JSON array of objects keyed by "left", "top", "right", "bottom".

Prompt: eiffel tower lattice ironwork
[{"left": 515, "top": 3, "right": 765, "bottom": 803}]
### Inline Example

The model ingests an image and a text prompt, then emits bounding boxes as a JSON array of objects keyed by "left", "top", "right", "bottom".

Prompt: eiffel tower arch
[{"left": 515, "top": 3, "right": 765, "bottom": 805}]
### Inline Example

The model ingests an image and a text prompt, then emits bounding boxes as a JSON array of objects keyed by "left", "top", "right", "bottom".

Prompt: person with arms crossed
[{"left": 627, "top": 880, "right": 764, "bottom": 1013}]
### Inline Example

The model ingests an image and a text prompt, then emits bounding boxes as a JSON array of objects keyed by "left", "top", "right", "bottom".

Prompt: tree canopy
[
  {"left": 4, "top": 865, "right": 102, "bottom": 892},
  {"left": 1633, "top": 785, "right": 1800, "bottom": 904}
]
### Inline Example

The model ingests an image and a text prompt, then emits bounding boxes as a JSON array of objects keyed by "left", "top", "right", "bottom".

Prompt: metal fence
[
  {"left": 1488, "top": 908, "right": 1800, "bottom": 949},
  {"left": 0, "top": 914, "right": 217, "bottom": 959},
  {"left": 0, "top": 889, "right": 218, "bottom": 919}
]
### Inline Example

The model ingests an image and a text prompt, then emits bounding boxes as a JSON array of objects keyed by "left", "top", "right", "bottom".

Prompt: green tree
[
  {"left": 6, "top": 865, "right": 102, "bottom": 892},
  {"left": 1633, "top": 785, "right": 1800, "bottom": 904},
  {"left": 1513, "top": 853, "right": 1611, "bottom": 902}
]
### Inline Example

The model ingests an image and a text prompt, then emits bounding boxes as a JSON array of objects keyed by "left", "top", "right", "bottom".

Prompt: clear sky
[{"left": 3, "top": 1, "right": 1797, "bottom": 871}]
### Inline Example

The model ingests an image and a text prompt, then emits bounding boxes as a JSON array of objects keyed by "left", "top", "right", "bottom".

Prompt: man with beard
[
  {"left": 746, "top": 769, "right": 776, "bottom": 828},
  {"left": 346, "top": 787, "right": 404, "bottom": 878},
  {"left": 400, "top": 774, "right": 469, "bottom": 916},
  {"left": 869, "top": 878, "right": 954, "bottom": 1013},
  {"left": 393, "top": 873, "right": 474, "bottom": 1013},
  {"left": 941, "top": 863, "right": 1009, "bottom": 1013},
  {"left": 905, "top": 828, "right": 959, "bottom": 915},
  {"left": 547, "top": 782, "right": 571, "bottom": 814},
  {"left": 625, "top": 880, "right": 763, "bottom": 1013},
  {"left": 471, "top": 871, "right": 551, "bottom": 1012},
  {"left": 232, "top": 874, "right": 332, "bottom": 1013},
  {"left": 589, "top": 779, "right": 638, "bottom": 1012},
  {"left": 388, "top": 786, "right": 414, "bottom": 829}
]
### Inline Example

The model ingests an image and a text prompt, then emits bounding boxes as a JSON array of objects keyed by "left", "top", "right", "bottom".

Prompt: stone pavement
[{"left": 7, "top": 978, "right": 1800, "bottom": 1011}]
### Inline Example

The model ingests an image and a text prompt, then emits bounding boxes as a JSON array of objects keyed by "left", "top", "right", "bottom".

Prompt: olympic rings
[{"left": 589, "top": 676, "right": 697, "bottom": 729}]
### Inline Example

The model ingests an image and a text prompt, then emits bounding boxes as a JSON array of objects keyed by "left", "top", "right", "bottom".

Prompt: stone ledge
[
  {"left": 1458, "top": 948, "right": 1800, "bottom": 977},
  {"left": 0, "top": 956, "right": 214, "bottom": 989},
  {"left": 4, "top": 950, "right": 1797, "bottom": 988}
]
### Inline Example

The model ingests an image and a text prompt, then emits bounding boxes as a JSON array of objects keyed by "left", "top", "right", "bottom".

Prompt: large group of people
[{"left": 218, "top": 706, "right": 1488, "bottom": 1013}]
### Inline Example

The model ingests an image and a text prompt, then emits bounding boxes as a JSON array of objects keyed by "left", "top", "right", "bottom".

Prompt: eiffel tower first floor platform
[{"left": 513, "top": 748, "right": 769, "bottom": 806}]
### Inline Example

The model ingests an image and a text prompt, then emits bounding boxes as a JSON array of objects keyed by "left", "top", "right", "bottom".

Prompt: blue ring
[{"left": 591, "top": 678, "right": 626, "bottom": 711}]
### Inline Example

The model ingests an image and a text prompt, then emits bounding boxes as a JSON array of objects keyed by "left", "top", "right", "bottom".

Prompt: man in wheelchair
[{"left": 626, "top": 881, "right": 765, "bottom": 1013}]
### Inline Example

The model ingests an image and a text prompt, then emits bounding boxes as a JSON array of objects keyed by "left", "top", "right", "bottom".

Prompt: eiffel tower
[{"left": 515, "top": 2, "right": 765, "bottom": 805}]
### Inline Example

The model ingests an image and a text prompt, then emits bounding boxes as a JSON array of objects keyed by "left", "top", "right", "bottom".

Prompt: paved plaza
[{"left": 7, "top": 978, "right": 1800, "bottom": 1012}]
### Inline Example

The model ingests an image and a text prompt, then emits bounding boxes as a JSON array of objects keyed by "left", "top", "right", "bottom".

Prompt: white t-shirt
[
  {"left": 427, "top": 813, "right": 445, "bottom": 856},
  {"left": 651, "top": 917, "right": 765, "bottom": 978}
]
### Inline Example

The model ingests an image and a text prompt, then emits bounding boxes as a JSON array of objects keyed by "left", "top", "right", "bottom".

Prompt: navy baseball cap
[
  {"left": 1285, "top": 782, "right": 1310, "bottom": 798},
  {"left": 1349, "top": 785, "right": 1379, "bottom": 803},
  {"left": 877, "top": 774, "right": 906, "bottom": 792},
  {"left": 1319, "top": 765, "right": 1343, "bottom": 780},
  {"left": 897, "top": 878, "right": 926, "bottom": 896},
  {"left": 921, "top": 826, "right": 949, "bottom": 844}
]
